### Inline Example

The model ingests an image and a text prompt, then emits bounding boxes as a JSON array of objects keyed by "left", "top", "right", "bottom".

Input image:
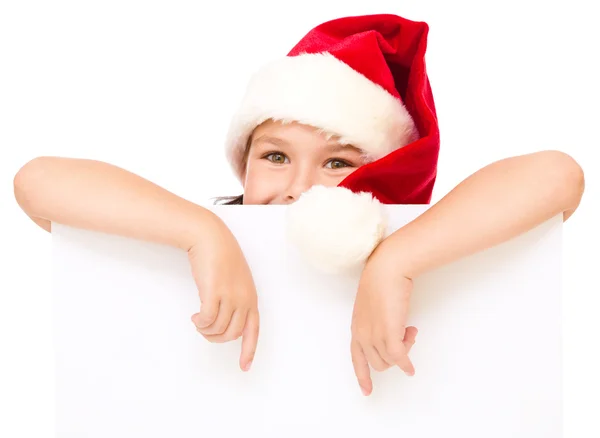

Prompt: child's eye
[
  {"left": 264, "top": 153, "right": 288, "bottom": 164},
  {"left": 325, "top": 159, "right": 352, "bottom": 169}
]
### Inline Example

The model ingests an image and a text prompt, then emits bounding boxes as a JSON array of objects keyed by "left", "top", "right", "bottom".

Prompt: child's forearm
[
  {"left": 13, "top": 156, "right": 219, "bottom": 251},
  {"left": 384, "top": 150, "right": 585, "bottom": 279}
]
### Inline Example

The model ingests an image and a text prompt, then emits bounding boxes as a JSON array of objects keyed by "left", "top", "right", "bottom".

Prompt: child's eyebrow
[
  {"left": 326, "top": 143, "right": 363, "bottom": 154},
  {"left": 252, "top": 135, "right": 289, "bottom": 147},
  {"left": 253, "top": 134, "right": 362, "bottom": 154}
]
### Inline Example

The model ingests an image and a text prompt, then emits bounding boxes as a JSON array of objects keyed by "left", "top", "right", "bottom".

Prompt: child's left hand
[{"left": 350, "top": 239, "right": 418, "bottom": 396}]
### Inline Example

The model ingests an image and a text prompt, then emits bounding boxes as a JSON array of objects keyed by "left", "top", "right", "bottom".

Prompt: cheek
[
  {"left": 319, "top": 167, "right": 360, "bottom": 187},
  {"left": 243, "top": 162, "right": 281, "bottom": 204}
]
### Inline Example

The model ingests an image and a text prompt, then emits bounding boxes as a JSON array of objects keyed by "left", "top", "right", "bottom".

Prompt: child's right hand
[
  {"left": 188, "top": 215, "right": 259, "bottom": 372},
  {"left": 13, "top": 157, "right": 260, "bottom": 371}
]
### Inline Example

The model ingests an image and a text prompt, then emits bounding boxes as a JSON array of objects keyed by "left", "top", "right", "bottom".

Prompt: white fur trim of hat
[{"left": 224, "top": 52, "right": 418, "bottom": 183}]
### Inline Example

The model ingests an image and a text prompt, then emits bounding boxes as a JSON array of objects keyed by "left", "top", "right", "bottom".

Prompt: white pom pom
[{"left": 285, "top": 185, "right": 388, "bottom": 274}]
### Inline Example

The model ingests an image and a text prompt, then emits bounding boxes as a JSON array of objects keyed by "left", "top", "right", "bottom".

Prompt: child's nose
[{"left": 283, "top": 168, "right": 316, "bottom": 203}]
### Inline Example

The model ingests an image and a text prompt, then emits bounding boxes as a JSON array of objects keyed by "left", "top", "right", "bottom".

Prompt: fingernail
[
  {"left": 243, "top": 360, "right": 252, "bottom": 371},
  {"left": 361, "top": 386, "right": 369, "bottom": 396}
]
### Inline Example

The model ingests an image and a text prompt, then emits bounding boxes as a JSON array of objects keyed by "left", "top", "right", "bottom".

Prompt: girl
[{"left": 13, "top": 14, "right": 585, "bottom": 397}]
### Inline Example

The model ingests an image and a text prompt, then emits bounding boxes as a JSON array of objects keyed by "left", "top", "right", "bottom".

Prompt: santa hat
[{"left": 224, "top": 13, "right": 440, "bottom": 274}]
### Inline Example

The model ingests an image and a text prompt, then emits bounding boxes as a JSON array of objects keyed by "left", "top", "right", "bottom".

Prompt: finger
[
  {"left": 196, "top": 301, "right": 233, "bottom": 336},
  {"left": 385, "top": 335, "right": 416, "bottom": 376},
  {"left": 240, "top": 309, "right": 260, "bottom": 372},
  {"left": 202, "top": 308, "right": 247, "bottom": 343},
  {"left": 381, "top": 326, "right": 418, "bottom": 359},
  {"left": 351, "top": 340, "right": 372, "bottom": 396},
  {"left": 374, "top": 338, "right": 395, "bottom": 370},
  {"left": 403, "top": 326, "right": 418, "bottom": 354},
  {"left": 365, "top": 344, "right": 390, "bottom": 372},
  {"left": 191, "top": 294, "right": 221, "bottom": 329}
]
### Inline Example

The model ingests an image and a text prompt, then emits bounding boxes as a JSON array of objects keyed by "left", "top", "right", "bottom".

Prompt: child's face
[{"left": 241, "top": 120, "right": 367, "bottom": 205}]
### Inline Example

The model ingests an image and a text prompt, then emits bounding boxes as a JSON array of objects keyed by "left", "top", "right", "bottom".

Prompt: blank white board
[{"left": 52, "top": 206, "right": 563, "bottom": 437}]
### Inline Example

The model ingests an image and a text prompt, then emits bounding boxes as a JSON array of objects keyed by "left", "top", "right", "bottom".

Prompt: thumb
[
  {"left": 192, "top": 295, "right": 220, "bottom": 329},
  {"left": 403, "top": 326, "right": 418, "bottom": 354}
]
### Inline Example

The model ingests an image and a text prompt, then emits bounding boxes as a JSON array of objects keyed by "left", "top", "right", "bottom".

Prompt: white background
[{"left": 1, "top": 0, "right": 598, "bottom": 436}]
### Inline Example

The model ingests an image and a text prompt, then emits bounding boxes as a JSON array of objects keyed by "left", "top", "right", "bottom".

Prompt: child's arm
[
  {"left": 350, "top": 150, "right": 585, "bottom": 395},
  {"left": 383, "top": 149, "right": 584, "bottom": 279},
  {"left": 13, "top": 156, "right": 260, "bottom": 371},
  {"left": 13, "top": 156, "right": 217, "bottom": 250}
]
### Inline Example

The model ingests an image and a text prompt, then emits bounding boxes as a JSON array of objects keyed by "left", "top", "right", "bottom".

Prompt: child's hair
[
  {"left": 213, "top": 134, "right": 252, "bottom": 205},
  {"left": 214, "top": 195, "right": 243, "bottom": 205}
]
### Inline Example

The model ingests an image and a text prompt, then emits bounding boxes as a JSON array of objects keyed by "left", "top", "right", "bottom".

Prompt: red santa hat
[{"left": 224, "top": 13, "right": 440, "bottom": 274}]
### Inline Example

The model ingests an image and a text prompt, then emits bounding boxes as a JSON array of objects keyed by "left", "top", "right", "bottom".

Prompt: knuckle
[
  {"left": 214, "top": 324, "right": 228, "bottom": 335},
  {"left": 199, "top": 312, "right": 217, "bottom": 326},
  {"left": 375, "top": 355, "right": 391, "bottom": 371},
  {"left": 372, "top": 363, "right": 386, "bottom": 372},
  {"left": 388, "top": 345, "right": 405, "bottom": 362},
  {"left": 209, "top": 333, "right": 233, "bottom": 344},
  {"left": 384, "top": 335, "right": 404, "bottom": 354}
]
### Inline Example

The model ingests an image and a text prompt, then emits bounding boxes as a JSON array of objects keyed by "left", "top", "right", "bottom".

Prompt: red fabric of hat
[{"left": 286, "top": 14, "right": 440, "bottom": 204}]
